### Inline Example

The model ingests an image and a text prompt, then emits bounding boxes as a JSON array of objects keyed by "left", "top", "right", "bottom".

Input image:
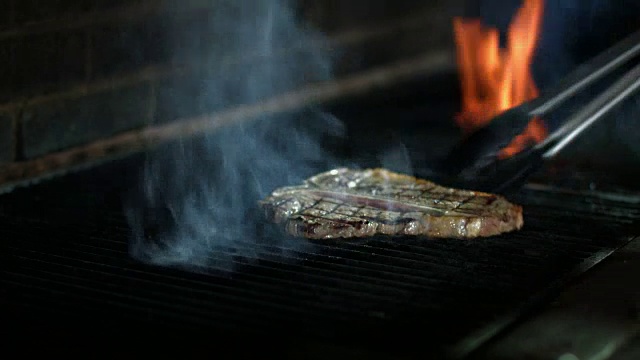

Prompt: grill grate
[{"left": 0, "top": 155, "right": 638, "bottom": 357}]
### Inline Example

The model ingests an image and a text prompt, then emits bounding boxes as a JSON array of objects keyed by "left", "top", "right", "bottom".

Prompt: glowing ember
[{"left": 453, "top": 0, "right": 547, "bottom": 159}]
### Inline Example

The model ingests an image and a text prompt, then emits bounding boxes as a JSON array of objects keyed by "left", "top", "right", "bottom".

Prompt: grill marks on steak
[{"left": 259, "top": 168, "right": 523, "bottom": 239}]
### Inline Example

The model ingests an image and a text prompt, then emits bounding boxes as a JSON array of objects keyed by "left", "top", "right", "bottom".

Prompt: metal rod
[
  {"left": 540, "top": 62, "right": 640, "bottom": 159},
  {"left": 529, "top": 29, "right": 640, "bottom": 116}
]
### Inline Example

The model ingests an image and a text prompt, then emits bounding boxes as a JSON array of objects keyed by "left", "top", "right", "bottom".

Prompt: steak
[{"left": 259, "top": 168, "right": 523, "bottom": 239}]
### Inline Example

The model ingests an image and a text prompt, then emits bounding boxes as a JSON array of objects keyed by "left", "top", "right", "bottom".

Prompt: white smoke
[{"left": 126, "top": 0, "right": 347, "bottom": 272}]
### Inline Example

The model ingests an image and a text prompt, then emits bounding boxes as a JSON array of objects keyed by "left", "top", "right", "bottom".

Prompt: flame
[{"left": 453, "top": 0, "right": 547, "bottom": 159}]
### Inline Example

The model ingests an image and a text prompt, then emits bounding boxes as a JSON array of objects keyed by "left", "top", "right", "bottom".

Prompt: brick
[
  {"left": 154, "top": 72, "right": 228, "bottom": 124},
  {"left": 155, "top": 60, "right": 301, "bottom": 124},
  {"left": 93, "top": 0, "right": 144, "bottom": 11},
  {"left": 333, "top": 26, "right": 453, "bottom": 77},
  {"left": 14, "top": 0, "right": 93, "bottom": 25},
  {"left": 13, "top": 30, "right": 86, "bottom": 98},
  {"left": 0, "top": 1, "right": 13, "bottom": 30},
  {"left": 21, "top": 84, "right": 151, "bottom": 159},
  {"left": 163, "top": 9, "right": 215, "bottom": 65},
  {"left": 0, "top": 40, "right": 13, "bottom": 103},
  {"left": 90, "top": 17, "right": 169, "bottom": 79},
  {"left": 300, "top": 0, "right": 429, "bottom": 34},
  {"left": 0, "top": 112, "right": 14, "bottom": 163}
]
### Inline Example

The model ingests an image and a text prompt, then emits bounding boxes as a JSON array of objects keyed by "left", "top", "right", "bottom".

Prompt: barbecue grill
[
  {"left": 2, "top": 1, "right": 640, "bottom": 359},
  {"left": 2, "top": 77, "right": 640, "bottom": 357}
]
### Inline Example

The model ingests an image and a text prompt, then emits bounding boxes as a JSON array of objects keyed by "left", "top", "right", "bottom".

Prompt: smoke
[
  {"left": 380, "top": 137, "right": 414, "bottom": 176},
  {"left": 126, "top": 0, "right": 347, "bottom": 272}
]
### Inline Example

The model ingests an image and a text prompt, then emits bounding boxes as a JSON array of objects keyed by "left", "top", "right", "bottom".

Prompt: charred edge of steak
[{"left": 261, "top": 201, "right": 523, "bottom": 240}]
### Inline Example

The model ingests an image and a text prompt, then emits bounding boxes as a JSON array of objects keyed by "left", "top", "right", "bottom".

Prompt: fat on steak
[{"left": 259, "top": 168, "right": 523, "bottom": 239}]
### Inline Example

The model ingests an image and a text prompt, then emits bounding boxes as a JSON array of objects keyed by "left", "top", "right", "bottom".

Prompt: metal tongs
[{"left": 441, "top": 29, "right": 640, "bottom": 194}]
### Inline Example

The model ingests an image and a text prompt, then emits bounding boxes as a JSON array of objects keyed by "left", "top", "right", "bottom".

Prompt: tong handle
[
  {"left": 538, "top": 61, "right": 640, "bottom": 159},
  {"left": 529, "top": 28, "right": 640, "bottom": 117},
  {"left": 442, "top": 30, "right": 640, "bottom": 178},
  {"left": 467, "top": 61, "right": 640, "bottom": 195}
]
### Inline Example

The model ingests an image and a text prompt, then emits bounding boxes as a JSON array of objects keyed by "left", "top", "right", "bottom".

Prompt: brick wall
[
  {"left": 0, "top": 1, "right": 195, "bottom": 164},
  {"left": 0, "top": 0, "right": 458, "bottom": 171},
  {"left": 300, "top": 0, "right": 461, "bottom": 72}
]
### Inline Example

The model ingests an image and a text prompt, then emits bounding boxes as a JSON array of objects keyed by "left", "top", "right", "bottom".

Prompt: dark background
[{"left": 0, "top": 0, "right": 639, "bottom": 178}]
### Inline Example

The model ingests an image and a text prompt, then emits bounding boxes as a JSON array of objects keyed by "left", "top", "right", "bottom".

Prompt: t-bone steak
[{"left": 259, "top": 168, "right": 523, "bottom": 239}]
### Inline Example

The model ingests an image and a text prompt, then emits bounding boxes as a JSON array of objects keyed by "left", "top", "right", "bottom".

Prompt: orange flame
[{"left": 453, "top": 0, "right": 547, "bottom": 159}]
